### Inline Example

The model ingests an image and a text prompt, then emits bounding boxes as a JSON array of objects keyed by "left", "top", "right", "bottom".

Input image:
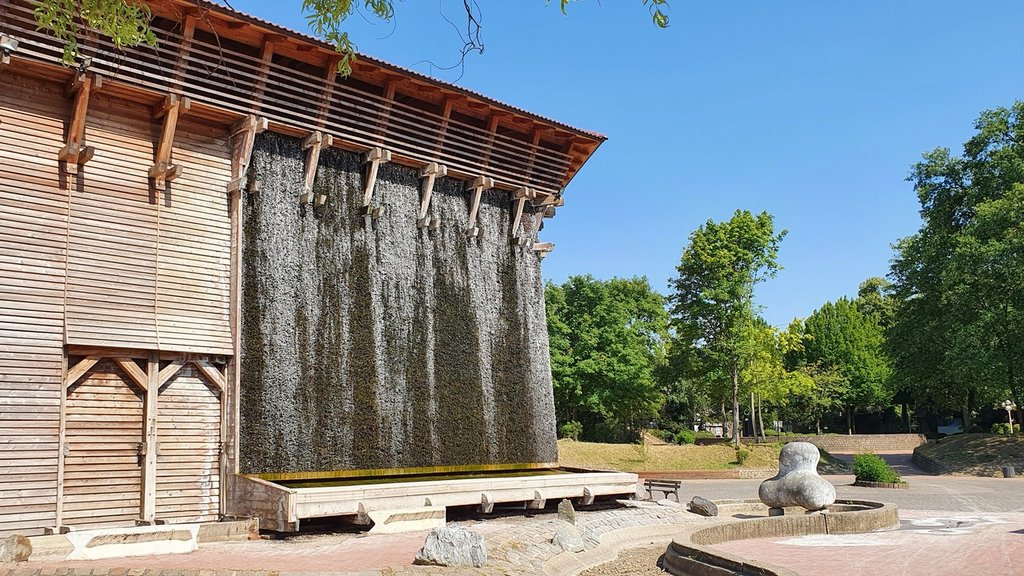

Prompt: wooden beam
[
  {"left": 252, "top": 39, "right": 276, "bottom": 111},
  {"left": 171, "top": 15, "right": 197, "bottom": 90},
  {"left": 433, "top": 98, "right": 456, "bottom": 157},
  {"left": 316, "top": 57, "right": 340, "bottom": 129},
  {"left": 523, "top": 129, "right": 545, "bottom": 187},
  {"left": 149, "top": 93, "right": 191, "bottom": 190},
  {"left": 157, "top": 358, "right": 185, "bottom": 386},
  {"left": 299, "top": 131, "right": 333, "bottom": 205},
  {"left": 361, "top": 147, "right": 392, "bottom": 223},
  {"left": 193, "top": 359, "right": 227, "bottom": 391},
  {"left": 417, "top": 162, "right": 447, "bottom": 229},
  {"left": 56, "top": 349, "right": 68, "bottom": 529},
  {"left": 533, "top": 241, "right": 555, "bottom": 260},
  {"left": 58, "top": 72, "right": 97, "bottom": 165},
  {"left": 227, "top": 115, "right": 269, "bottom": 193},
  {"left": 64, "top": 355, "right": 101, "bottom": 389},
  {"left": 480, "top": 112, "right": 510, "bottom": 171},
  {"left": 140, "top": 351, "right": 159, "bottom": 522},
  {"left": 113, "top": 358, "right": 149, "bottom": 392},
  {"left": 465, "top": 176, "right": 494, "bottom": 239},
  {"left": 375, "top": 79, "right": 399, "bottom": 144}
]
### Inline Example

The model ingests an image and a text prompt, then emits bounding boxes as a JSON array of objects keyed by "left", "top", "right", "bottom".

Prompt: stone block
[
  {"left": 759, "top": 442, "right": 836, "bottom": 511},
  {"left": 0, "top": 535, "right": 31, "bottom": 562},
  {"left": 414, "top": 526, "right": 487, "bottom": 568}
]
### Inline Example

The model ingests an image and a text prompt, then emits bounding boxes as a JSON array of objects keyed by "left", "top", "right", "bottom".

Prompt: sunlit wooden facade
[{"left": 0, "top": 0, "right": 603, "bottom": 535}]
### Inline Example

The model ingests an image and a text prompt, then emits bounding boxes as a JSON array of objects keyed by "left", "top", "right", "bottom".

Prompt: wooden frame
[
  {"left": 417, "top": 162, "right": 446, "bottom": 229},
  {"left": 299, "top": 131, "right": 333, "bottom": 205},
  {"left": 149, "top": 93, "right": 191, "bottom": 190},
  {"left": 58, "top": 72, "right": 99, "bottom": 165},
  {"left": 465, "top": 176, "right": 494, "bottom": 239},
  {"left": 361, "top": 147, "right": 392, "bottom": 222}
]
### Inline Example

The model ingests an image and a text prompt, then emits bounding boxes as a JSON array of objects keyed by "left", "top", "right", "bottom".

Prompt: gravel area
[{"left": 578, "top": 545, "right": 667, "bottom": 576}]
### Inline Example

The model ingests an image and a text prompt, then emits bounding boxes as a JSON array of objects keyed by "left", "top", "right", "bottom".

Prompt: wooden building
[{"left": 0, "top": 0, "right": 616, "bottom": 536}]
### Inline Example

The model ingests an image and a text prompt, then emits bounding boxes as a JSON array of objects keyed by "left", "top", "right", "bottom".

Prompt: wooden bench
[{"left": 644, "top": 479, "right": 682, "bottom": 502}]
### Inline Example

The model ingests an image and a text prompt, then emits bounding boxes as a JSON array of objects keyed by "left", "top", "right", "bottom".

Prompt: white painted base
[
  {"left": 365, "top": 505, "right": 447, "bottom": 534},
  {"left": 64, "top": 524, "right": 199, "bottom": 560}
]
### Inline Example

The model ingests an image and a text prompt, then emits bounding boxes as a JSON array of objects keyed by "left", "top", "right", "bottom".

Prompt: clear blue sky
[{"left": 230, "top": 0, "right": 1024, "bottom": 327}]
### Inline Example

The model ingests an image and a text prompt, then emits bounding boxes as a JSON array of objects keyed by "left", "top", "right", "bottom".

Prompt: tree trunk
[
  {"left": 757, "top": 393, "right": 766, "bottom": 441},
  {"left": 903, "top": 401, "right": 911, "bottom": 433},
  {"left": 846, "top": 409, "right": 853, "bottom": 435},
  {"left": 962, "top": 398, "right": 971, "bottom": 433},
  {"left": 749, "top": 391, "right": 756, "bottom": 443},
  {"left": 816, "top": 417, "right": 821, "bottom": 435},
  {"left": 732, "top": 361, "right": 741, "bottom": 447}
]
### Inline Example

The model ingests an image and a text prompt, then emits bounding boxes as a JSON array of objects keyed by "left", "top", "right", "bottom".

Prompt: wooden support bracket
[
  {"left": 417, "top": 162, "right": 447, "bottom": 229},
  {"left": 527, "top": 490, "right": 546, "bottom": 510},
  {"left": 479, "top": 493, "right": 495, "bottom": 514},
  {"left": 361, "top": 147, "right": 392, "bottom": 223},
  {"left": 227, "top": 115, "right": 269, "bottom": 194},
  {"left": 157, "top": 359, "right": 185, "bottom": 386},
  {"left": 465, "top": 176, "right": 494, "bottom": 239},
  {"left": 299, "top": 131, "right": 333, "bottom": 205},
  {"left": 533, "top": 241, "right": 555, "bottom": 260},
  {"left": 65, "top": 355, "right": 101, "bottom": 389},
  {"left": 0, "top": 34, "right": 16, "bottom": 66},
  {"left": 149, "top": 93, "right": 191, "bottom": 190},
  {"left": 192, "top": 359, "right": 226, "bottom": 391},
  {"left": 113, "top": 358, "right": 149, "bottom": 392},
  {"left": 511, "top": 187, "right": 536, "bottom": 246},
  {"left": 58, "top": 72, "right": 100, "bottom": 166}
]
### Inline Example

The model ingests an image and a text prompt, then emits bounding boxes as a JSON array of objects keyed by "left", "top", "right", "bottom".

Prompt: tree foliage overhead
[
  {"left": 888, "top": 101, "right": 1024, "bottom": 426},
  {"left": 667, "top": 210, "right": 786, "bottom": 445},
  {"left": 545, "top": 275, "right": 668, "bottom": 442},
  {"left": 34, "top": 0, "right": 670, "bottom": 75}
]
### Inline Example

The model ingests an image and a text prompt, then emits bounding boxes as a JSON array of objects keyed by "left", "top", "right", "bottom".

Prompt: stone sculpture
[{"left": 758, "top": 441, "right": 836, "bottom": 511}]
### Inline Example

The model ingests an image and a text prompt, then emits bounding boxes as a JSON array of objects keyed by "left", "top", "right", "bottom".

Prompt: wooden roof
[{"left": 0, "top": 0, "right": 605, "bottom": 200}]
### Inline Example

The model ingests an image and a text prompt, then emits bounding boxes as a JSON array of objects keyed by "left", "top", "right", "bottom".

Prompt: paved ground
[{"left": 3, "top": 452, "right": 1023, "bottom": 576}]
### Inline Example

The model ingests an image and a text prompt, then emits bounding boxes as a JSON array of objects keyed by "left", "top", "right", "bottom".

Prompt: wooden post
[
  {"left": 465, "top": 176, "right": 494, "bottom": 239},
  {"left": 252, "top": 39, "right": 276, "bottom": 111},
  {"left": 299, "top": 131, "right": 332, "bottom": 205},
  {"left": 433, "top": 98, "right": 455, "bottom": 157},
  {"left": 140, "top": 352, "right": 158, "bottom": 523},
  {"left": 511, "top": 187, "right": 534, "bottom": 245},
  {"left": 361, "top": 147, "right": 392, "bottom": 224},
  {"left": 227, "top": 115, "right": 268, "bottom": 193},
  {"left": 480, "top": 112, "right": 509, "bottom": 171},
  {"left": 58, "top": 72, "right": 99, "bottom": 166},
  {"left": 149, "top": 93, "right": 191, "bottom": 190},
  {"left": 375, "top": 79, "right": 399, "bottom": 144},
  {"left": 55, "top": 349, "right": 68, "bottom": 530},
  {"left": 417, "top": 162, "right": 446, "bottom": 229},
  {"left": 316, "top": 57, "right": 340, "bottom": 129}
]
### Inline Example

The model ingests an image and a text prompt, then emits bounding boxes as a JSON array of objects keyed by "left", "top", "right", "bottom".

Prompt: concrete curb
[{"left": 663, "top": 499, "right": 899, "bottom": 576}]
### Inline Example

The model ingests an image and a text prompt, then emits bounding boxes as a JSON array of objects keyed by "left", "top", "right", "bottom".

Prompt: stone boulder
[
  {"left": 414, "top": 526, "right": 488, "bottom": 568},
  {"left": 552, "top": 523, "right": 585, "bottom": 553},
  {"left": 758, "top": 442, "right": 836, "bottom": 511},
  {"left": 0, "top": 535, "right": 31, "bottom": 562},
  {"left": 557, "top": 499, "right": 576, "bottom": 526},
  {"left": 687, "top": 496, "right": 719, "bottom": 517}
]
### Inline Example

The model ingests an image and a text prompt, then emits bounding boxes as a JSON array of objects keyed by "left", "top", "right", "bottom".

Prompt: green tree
[
  {"left": 36, "top": 0, "right": 669, "bottom": 74},
  {"left": 889, "top": 102, "right": 1024, "bottom": 430},
  {"left": 802, "top": 298, "right": 891, "bottom": 433},
  {"left": 667, "top": 210, "right": 786, "bottom": 446},
  {"left": 742, "top": 320, "right": 813, "bottom": 441},
  {"left": 545, "top": 275, "right": 668, "bottom": 442}
]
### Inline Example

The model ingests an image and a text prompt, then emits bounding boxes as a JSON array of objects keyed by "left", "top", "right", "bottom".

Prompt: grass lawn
[
  {"left": 915, "top": 433, "right": 1024, "bottom": 474},
  {"left": 556, "top": 438, "right": 782, "bottom": 472}
]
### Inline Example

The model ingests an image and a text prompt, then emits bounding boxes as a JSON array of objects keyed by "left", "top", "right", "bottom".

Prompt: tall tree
[
  {"left": 889, "top": 102, "right": 1024, "bottom": 430},
  {"left": 802, "top": 298, "right": 891, "bottom": 433},
  {"left": 545, "top": 275, "right": 668, "bottom": 442},
  {"left": 668, "top": 210, "right": 786, "bottom": 446}
]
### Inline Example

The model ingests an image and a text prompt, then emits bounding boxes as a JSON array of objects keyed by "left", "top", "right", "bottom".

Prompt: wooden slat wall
[
  {"left": 63, "top": 360, "right": 144, "bottom": 528},
  {"left": 155, "top": 365, "right": 221, "bottom": 523},
  {"left": 65, "top": 96, "right": 160, "bottom": 349},
  {"left": 156, "top": 118, "right": 233, "bottom": 355},
  {"left": 0, "top": 72, "right": 68, "bottom": 536}
]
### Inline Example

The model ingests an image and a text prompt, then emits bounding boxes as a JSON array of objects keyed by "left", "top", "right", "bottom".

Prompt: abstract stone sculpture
[
  {"left": 414, "top": 526, "right": 488, "bottom": 568},
  {"left": 758, "top": 441, "right": 836, "bottom": 511}
]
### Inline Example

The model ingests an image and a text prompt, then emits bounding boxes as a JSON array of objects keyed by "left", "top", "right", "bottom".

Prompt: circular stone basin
[
  {"left": 853, "top": 480, "right": 909, "bottom": 489},
  {"left": 663, "top": 499, "right": 899, "bottom": 576}
]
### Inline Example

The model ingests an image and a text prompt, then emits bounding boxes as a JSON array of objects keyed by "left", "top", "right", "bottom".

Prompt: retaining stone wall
[{"left": 780, "top": 434, "right": 926, "bottom": 453}]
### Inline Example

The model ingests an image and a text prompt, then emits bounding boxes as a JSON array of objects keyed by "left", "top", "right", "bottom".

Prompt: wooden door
[
  {"left": 156, "top": 364, "right": 222, "bottom": 523},
  {"left": 63, "top": 359, "right": 144, "bottom": 528}
]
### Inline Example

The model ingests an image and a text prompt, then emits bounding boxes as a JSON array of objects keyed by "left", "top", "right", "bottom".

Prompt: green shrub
[
  {"left": 559, "top": 421, "right": 583, "bottom": 441},
  {"left": 853, "top": 453, "right": 902, "bottom": 483},
  {"left": 991, "top": 423, "right": 1021, "bottom": 435},
  {"left": 735, "top": 448, "right": 750, "bottom": 465},
  {"left": 763, "top": 428, "right": 780, "bottom": 436},
  {"left": 694, "top": 430, "right": 716, "bottom": 439},
  {"left": 674, "top": 429, "right": 697, "bottom": 445}
]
